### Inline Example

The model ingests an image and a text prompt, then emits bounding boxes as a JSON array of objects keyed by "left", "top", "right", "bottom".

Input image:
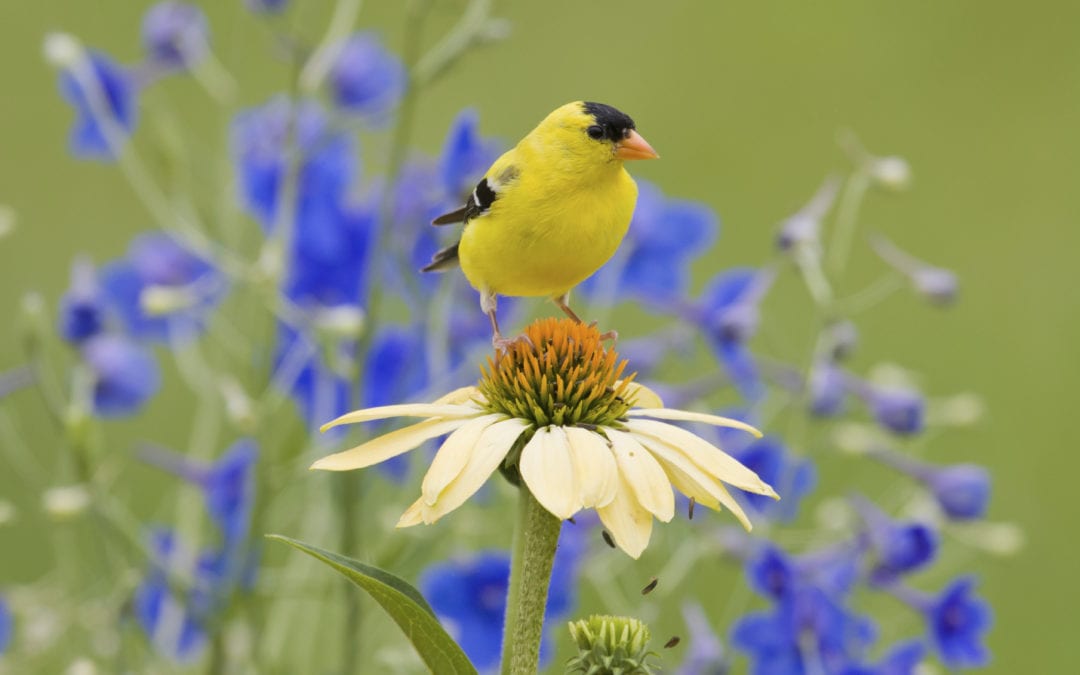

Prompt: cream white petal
[
  {"left": 565, "top": 427, "right": 618, "bottom": 508},
  {"left": 625, "top": 408, "right": 762, "bottom": 438},
  {"left": 396, "top": 498, "right": 424, "bottom": 528},
  {"left": 626, "top": 419, "right": 778, "bottom": 498},
  {"left": 421, "top": 413, "right": 506, "bottom": 506},
  {"left": 617, "top": 380, "right": 664, "bottom": 409},
  {"left": 418, "top": 418, "right": 530, "bottom": 523},
  {"left": 320, "top": 403, "right": 482, "bottom": 432},
  {"left": 606, "top": 429, "right": 675, "bottom": 522},
  {"left": 311, "top": 417, "right": 470, "bottom": 471},
  {"left": 520, "top": 426, "right": 580, "bottom": 520},
  {"left": 432, "top": 386, "right": 483, "bottom": 406},
  {"left": 597, "top": 473, "right": 654, "bottom": 559},
  {"left": 637, "top": 436, "right": 753, "bottom": 530}
]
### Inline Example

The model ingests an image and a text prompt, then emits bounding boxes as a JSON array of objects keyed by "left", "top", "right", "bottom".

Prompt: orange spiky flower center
[{"left": 478, "top": 318, "right": 638, "bottom": 429}]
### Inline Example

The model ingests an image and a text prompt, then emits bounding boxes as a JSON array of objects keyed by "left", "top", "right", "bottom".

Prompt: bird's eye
[{"left": 586, "top": 125, "right": 605, "bottom": 140}]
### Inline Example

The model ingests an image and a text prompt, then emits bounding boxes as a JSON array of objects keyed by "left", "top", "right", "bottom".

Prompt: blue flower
[
  {"left": 422, "top": 551, "right": 508, "bottom": 671},
  {"left": 679, "top": 602, "right": 727, "bottom": 675},
  {"left": 871, "top": 235, "right": 958, "bottom": 307},
  {"left": 58, "top": 258, "right": 106, "bottom": 344},
  {"left": 855, "top": 384, "right": 925, "bottom": 436},
  {"left": 328, "top": 33, "right": 406, "bottom": 121},
  {"left": 586, "top": 180, "right": 718, "bottom": 304},
  {"left": 747, "top": 545, "right": 798, "bottom": 601},
  {"left": 82, "top": 334, "right": 160, "bottom": 417},
  {"left": 199, "top": 441, "right": 258, "bottom": 549},
  {"left": 871, "top": 451, "right": 991, "bottom": 521},
  {"left": 421, "top": 524, "right": 584, "bottom": 672},
  {"left": 232, "top": 97, "right": 356, "bottom": 229},
  {"left": 440, "top": 109, "right": 503, "bottom": 200},
  {"left": 100, "top": 233, "right": 223, "bottom": 342},
  {"left": 275, "top": 325, "right": 355, "bottom": 430},
  {"left": 926, "top": 578, "right": 991, "bottom": 668},
  {"left": 692, "top": 268, "right": 774, "bottom": 400},
  {"left": 141, "top": 2, "right": 209, "bottom": 69},
  {"left": 808, "top": 360, "right": 847, "bottom": 417},
  {"left": 733, "top": 588, "right": 875, "bottom": 675},
  {"left": 58, "top": 51, "right": 137, "bottom": 159},
  {"left": 132, "top": 530, "right": 210, "bottom": 662},
  {"left": 893, "top": 578, "right": 991, "bottom": 669},
  {"left": 0, "top": 596, "right": 11, "bottom": 654},
  {"left": 363, "top": 327, "right": 428, "bottom": 480},
  {"left": 838, "top": 640, "right": 925, "bottom": 675},
  {"left": 850, "top": 495, "right": 937, "bottom": 581},
  {"left": 924, "top": 464, "right": 991, "bottom": 521},
  {"left": 731, "top": 438, "right": 815, "bottom": 521}
]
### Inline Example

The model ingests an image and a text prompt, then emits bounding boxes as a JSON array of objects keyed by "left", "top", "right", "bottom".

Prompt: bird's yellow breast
[{"left": 458, "top": 150, "right": 638, "bottom": 299}]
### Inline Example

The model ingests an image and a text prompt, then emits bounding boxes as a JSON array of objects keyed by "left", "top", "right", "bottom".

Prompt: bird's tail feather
[{"left": 421, "top": 242, "right": 460, "bottom": 273}]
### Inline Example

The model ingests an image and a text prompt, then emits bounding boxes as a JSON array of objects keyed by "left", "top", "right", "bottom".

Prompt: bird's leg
[
  {"left": 483, "top": 290, "right": 531, "bottom": 353},
  {"left": 553, "top": 292, "right": 618, "bottom": 343}
]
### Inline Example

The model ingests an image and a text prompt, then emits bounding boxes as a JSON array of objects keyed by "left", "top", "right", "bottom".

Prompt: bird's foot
[
  {"left": 585, "top": 321, "right": 618, "bottom": 345},
  {"left": 493, "top": 332, "right": 535, "bottom": 354}
]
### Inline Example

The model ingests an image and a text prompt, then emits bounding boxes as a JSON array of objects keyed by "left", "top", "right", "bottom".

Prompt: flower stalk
[{"left": 500, "top": 487, "right": 562, "bottom": 675}]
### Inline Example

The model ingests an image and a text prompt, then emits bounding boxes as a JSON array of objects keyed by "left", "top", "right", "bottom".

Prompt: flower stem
[{"left": 501, "top": 488, "right": 561, "bottom": 675}]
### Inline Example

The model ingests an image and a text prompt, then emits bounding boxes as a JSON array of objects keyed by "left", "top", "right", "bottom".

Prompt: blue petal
[
  {"left": 59, "top": 51, "right": 137, "bottom": 160},
  {"left": 202, "top": 440, "right": 258, "bottom": 549},
  {"left": 141, "top": 1, "right": 210, "bottom": 69},
  {"left": 329, "top": 33, "right": 406, "bottom": 121},
  {"left": 699, "top": 268, "right": 758, "bottom": 316},
  {"left": 83, "top": 335, "right": 161, "bottom": 417},
  {"left": 0, "top": 596, "right": 11, "bottom": 655},
  {"left": 439, "top": 109, "right": 502, "bottom": 200}
]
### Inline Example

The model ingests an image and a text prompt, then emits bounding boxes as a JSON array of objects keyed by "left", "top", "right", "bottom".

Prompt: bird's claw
[
  {"left": 584, "top": 321, "right": 618, "bottom": 344},
  {"left": 493, "top": 333, "right": 534, "bottom": 354}
]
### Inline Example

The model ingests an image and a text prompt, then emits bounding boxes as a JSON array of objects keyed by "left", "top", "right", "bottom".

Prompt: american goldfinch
[{"left": 422, "top": 101, "right": 658, "bottom": 347}]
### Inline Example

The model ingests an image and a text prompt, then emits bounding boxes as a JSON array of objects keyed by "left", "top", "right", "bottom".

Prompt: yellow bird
[{"left": 422, "top": 101, "right": 659, "bottom": 348}]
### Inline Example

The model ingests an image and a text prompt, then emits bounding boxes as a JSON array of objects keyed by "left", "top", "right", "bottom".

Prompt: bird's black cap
[{"left": 582, "top": 101, "right": 635, "bottom": 141}]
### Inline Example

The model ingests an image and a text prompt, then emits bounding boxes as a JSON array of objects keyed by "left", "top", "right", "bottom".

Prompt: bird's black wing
[{"left": 431, "top": 177, "right": 498, "bottom": 225}]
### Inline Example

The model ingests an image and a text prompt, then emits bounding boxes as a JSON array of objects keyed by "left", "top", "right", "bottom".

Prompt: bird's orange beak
[{"left": 615, "top": 130, "right": 659, "bottom": 160}]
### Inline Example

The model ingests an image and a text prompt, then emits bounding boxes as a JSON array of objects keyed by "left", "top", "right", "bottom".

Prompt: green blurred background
[{"left": 1, "top": 1, "right": 1077, "bottom": 672}]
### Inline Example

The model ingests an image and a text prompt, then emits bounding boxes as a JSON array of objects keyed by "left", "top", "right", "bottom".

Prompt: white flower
[{"left": 312, "top": 319, "right": 778, "bottom": 558}]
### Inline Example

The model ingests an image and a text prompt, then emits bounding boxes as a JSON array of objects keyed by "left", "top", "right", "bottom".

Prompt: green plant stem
[
  {"left": 500, "top": 488, "right": 561, "bottom": 675},
  {"left": 826, "top": 169, "right": 871, "bottom": 277}
]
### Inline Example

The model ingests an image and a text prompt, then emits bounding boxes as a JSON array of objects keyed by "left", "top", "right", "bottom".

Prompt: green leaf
[{"left": 268, "top": 534, "right": 478, "bottom": 675}]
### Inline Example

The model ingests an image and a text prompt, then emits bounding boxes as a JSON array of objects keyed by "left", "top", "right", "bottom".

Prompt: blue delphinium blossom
[
  {"left": 890, "top": 577, "right": 991, "bottom": 669},
  {"left": 731, "top": 438, "right": 815, "bottom": 522},
  {"left": 58, "top": 50, "right": 138, "bottom": 159},
  {"left": 0, "top": 596, "right": 11, "bottom": 654},
  {"left": 440, "top": 108, "right": 503, "bottom": 201},
  {"left": 328, "top": 33, "right": 406, "bottom": 121},
  {"left": 735, "top": 543, "right": 877, "bottom": 674},
  {"left": 871, "top": 450, "right": 991, "bottom": 520},
  {"left": 141, "top": 2, "right": 209, "bottom": 70},
  {"left": 871, "top": 234, "right": 958, "bottom": 307},
  {"left": 690, "top": 267, "right": 774, "bottom": 400},
  {"left": 679, "top": 602, "right": 727, "bottom": 674},
  {"left": 199, "top": 441, "right": 258, "bottom": 549},
  {"left": 808, "top": 359, "right": 847, "bottom": 417},
  {"left": 849, "top": 381, "right": 925, "bottom": 436},
  {"left": 850, "top": 495, "right": 937, "bottom": 582},
  {"left": 132, "top": 530, "right": 209, "bottom": 662},
  {"left": 232, "top": 97, "right": 356, "bottom": 229},
  {"left": 362, "top": 326, "right": 428, "bottom": 480},
  {"left": 82, "top": 334, "right": 161, "bottom": 417},
  {"left": 421, "top": 523, "right": 585, "bottom": 672},
  {"left": 58, "top": 257, "right": 106, "bottom": 344},
  {"left": 837, "top": 640, "right": 925, "bottom": 675},
  {"left": 100, "top": 233, "right": 223, "bottom": 342},
  {"left": 585, "top": 180, "right": 718, "bottom": 304}
]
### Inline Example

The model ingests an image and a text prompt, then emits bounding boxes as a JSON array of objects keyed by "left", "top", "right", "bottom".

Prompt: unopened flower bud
[
  {"left": 870, "top": 156, "right": 912, "bottom": 191},
  {"left": 43, "top": 485, "right": 92, "bottom": 520},
  {"left": 219, "top": 376, "right": 256, "bottom": 432},
  {"left": 567, "top": 615, "right": 657, "bottom": 675},
  {"left": 314, "top": 304, "right": 365, "bottom": 340},
  {"left": 0, "top": 204, "right": 15, "bottom": 240},
  {"left": 911, "top": 266, "right": 959, "bottom": 306},
  {"left": 43, "top": 32, "right": 84, "bottom": 69},
  {"left": 140, "top": 284, "right": 197, "bottom": 316}
]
